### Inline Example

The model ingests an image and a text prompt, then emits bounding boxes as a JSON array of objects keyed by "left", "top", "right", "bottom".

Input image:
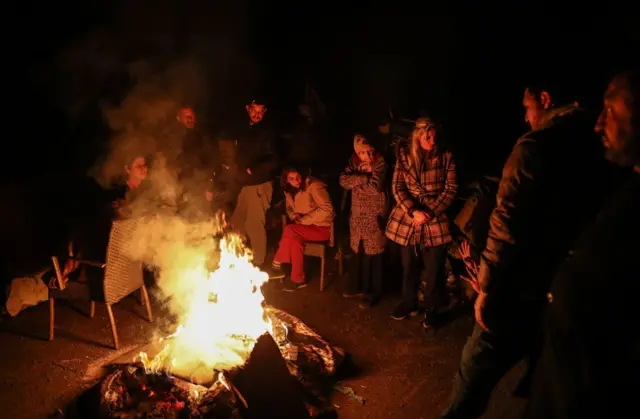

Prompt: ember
[
  {"left": 81, "top": 309, "right": 345, "bottom": 418},
  {"left": 100, "top": 364, "right": 240, "bottom": 418}
]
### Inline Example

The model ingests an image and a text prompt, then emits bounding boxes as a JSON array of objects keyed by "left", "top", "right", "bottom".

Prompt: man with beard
[
  {"left": 524, "top": 67, "right": 640, "bottom": 419},
  {"left": 175, "top": 106, "right": 217, "bottom": 220},
  {"left": 441, "top": 74, "right": 617, "bottom": 418},
  {"left": 229, "top": 96, "right": 279, "bottom": 267}
]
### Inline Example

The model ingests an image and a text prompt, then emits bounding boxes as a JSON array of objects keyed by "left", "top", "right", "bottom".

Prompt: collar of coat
[{"left": 534, "top": 101, "right": 581, "bottom": 132}]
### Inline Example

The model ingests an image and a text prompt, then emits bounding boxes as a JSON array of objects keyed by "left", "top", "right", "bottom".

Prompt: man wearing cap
[{"left": 229, "top": 97, "right": 280, "bottom": 267}]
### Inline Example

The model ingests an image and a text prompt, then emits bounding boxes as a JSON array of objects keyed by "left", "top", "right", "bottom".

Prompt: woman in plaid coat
[
  {"left": 340, "top": 135, "right": 388, "bottom": 307},
  {"left": 385, "top": 117, "right": 458, "bottom": 326}
]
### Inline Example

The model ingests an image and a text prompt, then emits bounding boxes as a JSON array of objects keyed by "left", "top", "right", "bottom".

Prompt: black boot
[{"left": 421, "top": 309, "right": 436, "bottom": 332}]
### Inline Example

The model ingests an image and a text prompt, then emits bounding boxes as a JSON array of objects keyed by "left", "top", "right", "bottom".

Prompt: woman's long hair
[
  {"left": 280, "top": 166, "right": 309, "bottom": 195},
  {"left": 408, "top": 116, "right": 439, "bottom": 170}
]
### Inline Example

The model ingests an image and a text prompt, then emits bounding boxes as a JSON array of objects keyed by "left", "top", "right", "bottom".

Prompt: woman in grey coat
[{"left": 340, "top": 135, "right": 388, "bottom": 307}]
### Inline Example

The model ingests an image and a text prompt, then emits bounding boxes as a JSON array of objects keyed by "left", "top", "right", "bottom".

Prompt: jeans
[
  {"left": 442, "top": 302, "right": 542, "bottom": 419},
  {"left": 400, "top": 245, "right": 446, "bottom": 310}
]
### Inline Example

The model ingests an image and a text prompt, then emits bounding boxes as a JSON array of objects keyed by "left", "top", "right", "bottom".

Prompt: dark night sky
[{"left": 6, "top": 2, "right": 640, "bottom": 183}]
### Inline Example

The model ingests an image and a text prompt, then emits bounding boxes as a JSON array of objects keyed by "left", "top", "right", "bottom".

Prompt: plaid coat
[
  {"left": 385, "top": 144, "right": 458, "bottom": 247},
  {"left": 340, "top": 152, "right": 388, "bottom": 255}
]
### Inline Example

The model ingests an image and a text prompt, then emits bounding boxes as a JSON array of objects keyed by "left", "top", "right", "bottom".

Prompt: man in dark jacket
[
  {"left": 229, "top": 97, "right": 279, "bottom": 266},
  {"left": 174, "top": 106, "right": 217, "bottom": 219},
  {"left": 284, "top": 102, "right": 325, "bottom": 173},
  {"left": 442, "top": 76, "right": 618, "bottom": 418},
  {"left": 524, "top": 68, "right": 639, "bottom": 419}
]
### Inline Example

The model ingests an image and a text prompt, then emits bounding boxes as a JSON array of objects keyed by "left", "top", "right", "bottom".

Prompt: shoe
[
  {"left": 421, "top": 311, "right": 433, "bottom": 330},
  {"left": 342, "top": 291, "right": 364, "bottom": 298},
  {"left": 421, "top": 310, "right": 437, "bottom": 333},
  {"left": 263, "top": 262, "right": 286, "bottom": 280},
  {"left": 359, "top": 295, "right": 379, "bottom": 309},
  {"left": 282, "top": 279, "right": 308, "bottom": 292},
  {"left": 390, "top": 302, "right": 419, "bottom": 320}
]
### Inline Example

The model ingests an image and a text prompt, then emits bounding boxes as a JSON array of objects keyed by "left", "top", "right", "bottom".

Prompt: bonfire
[
  {"left": 136, "top": 233, "right": 270, "bottom": 384},
  {"left": 93, "top": 214, "right": 344, "bottom": 419}
]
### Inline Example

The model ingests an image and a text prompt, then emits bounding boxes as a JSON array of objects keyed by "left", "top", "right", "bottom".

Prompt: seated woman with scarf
[{"left": 271, "top": 167, "right": 335, "bottom": 292}]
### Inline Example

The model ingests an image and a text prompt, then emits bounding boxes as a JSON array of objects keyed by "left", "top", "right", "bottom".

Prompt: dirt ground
[{"left": 0, "top": 269, "right": 527, "bottom": 419}]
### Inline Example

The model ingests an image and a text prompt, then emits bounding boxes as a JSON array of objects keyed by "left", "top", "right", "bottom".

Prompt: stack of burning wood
[{"left": 97, "top": 307, "right": 345, "bottom": 418}]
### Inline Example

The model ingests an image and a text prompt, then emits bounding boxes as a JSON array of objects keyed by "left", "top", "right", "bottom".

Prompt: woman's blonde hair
[{"left": 408, "top": 116, "right": 437, "bottom": 169}]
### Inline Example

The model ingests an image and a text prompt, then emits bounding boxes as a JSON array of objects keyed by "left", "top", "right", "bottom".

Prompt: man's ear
[
  {"left": 176, "top": 115, "right": 180, "bottom": 122},
  {"left": 124, "top": 165, "right": 130, "bottom": 174},
  {"left": 245, "top": 105, "right": 250, "bottom": 113},
  {"left": 540, "top": 91, "right": 552, "bottom": 109}
]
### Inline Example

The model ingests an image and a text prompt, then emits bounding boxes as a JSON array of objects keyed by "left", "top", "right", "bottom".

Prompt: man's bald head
[{"left": 177, "top": 107, "right": 196, "bottom": 129}]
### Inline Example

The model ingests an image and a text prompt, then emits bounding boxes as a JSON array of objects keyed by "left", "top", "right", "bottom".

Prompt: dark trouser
[
  {"left": 0, "top": 257, "right": 9, "bottom": 313},
  {"left": 442, "top": 302, "right": 543, "bottom": 419},
  {"left": 346, "top": 241, "right": 384, "bottom": 299},
  {"left": 400, "top": 245, "right": 446, "bottom": 310}
]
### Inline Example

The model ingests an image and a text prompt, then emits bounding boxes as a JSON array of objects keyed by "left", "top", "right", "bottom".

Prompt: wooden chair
[
  {"left": 49, "top": 219, "right": 153, "bottom": 349},
  {"left": 281, "top": 215, "right": 343, "bottom": 291}
]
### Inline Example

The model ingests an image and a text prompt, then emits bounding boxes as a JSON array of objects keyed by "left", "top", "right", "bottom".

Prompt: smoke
[
  {"left": 54, "top": 1, "right": 260, "bottom": 330},
  {"left": 98, "top": 58, "right": 208, "bottom": 188},
  {"left": 55, "top": 0, "right": 257, "bottom": 184}
]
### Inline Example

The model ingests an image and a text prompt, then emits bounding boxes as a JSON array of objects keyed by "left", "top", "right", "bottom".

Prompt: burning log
[
  {"left": 99, "top": 364, "right": 240, "bottom": 418},
  {"left": 97, "top": 334, "right": 310, "bottom": 419},
  {"left": 87, "top": 309, "right": 345, "bottom": 418}
]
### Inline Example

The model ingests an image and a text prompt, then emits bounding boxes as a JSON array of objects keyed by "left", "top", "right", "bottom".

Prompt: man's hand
[
  {"left": 411, "top": 210, "right": 430, "bottom": 227},
  {"left": 62, "top": 258, "right": 79, "bottom": 277},
  {"left": 459, "top": 239, "right": 473, "bottom": 260},
  {"left": 459, "top": 240, "right": 480, "bottom": 291},
  {"left": 461, "top": 272, "right": 481, "bottom": 294},
  {"left": 474, "top": 291, "right": 491, "bottom": 332}
]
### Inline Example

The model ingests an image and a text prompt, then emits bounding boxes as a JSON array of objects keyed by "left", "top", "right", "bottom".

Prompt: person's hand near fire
[
  {"left": 456, "top": 239, "right": 493, "bottom": 332},
  {"left": 48, "top": 243, "right": 82, "bottom": 289},
  {"left": 458, "top": 240, "right": 480, "bottom": 293}
]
